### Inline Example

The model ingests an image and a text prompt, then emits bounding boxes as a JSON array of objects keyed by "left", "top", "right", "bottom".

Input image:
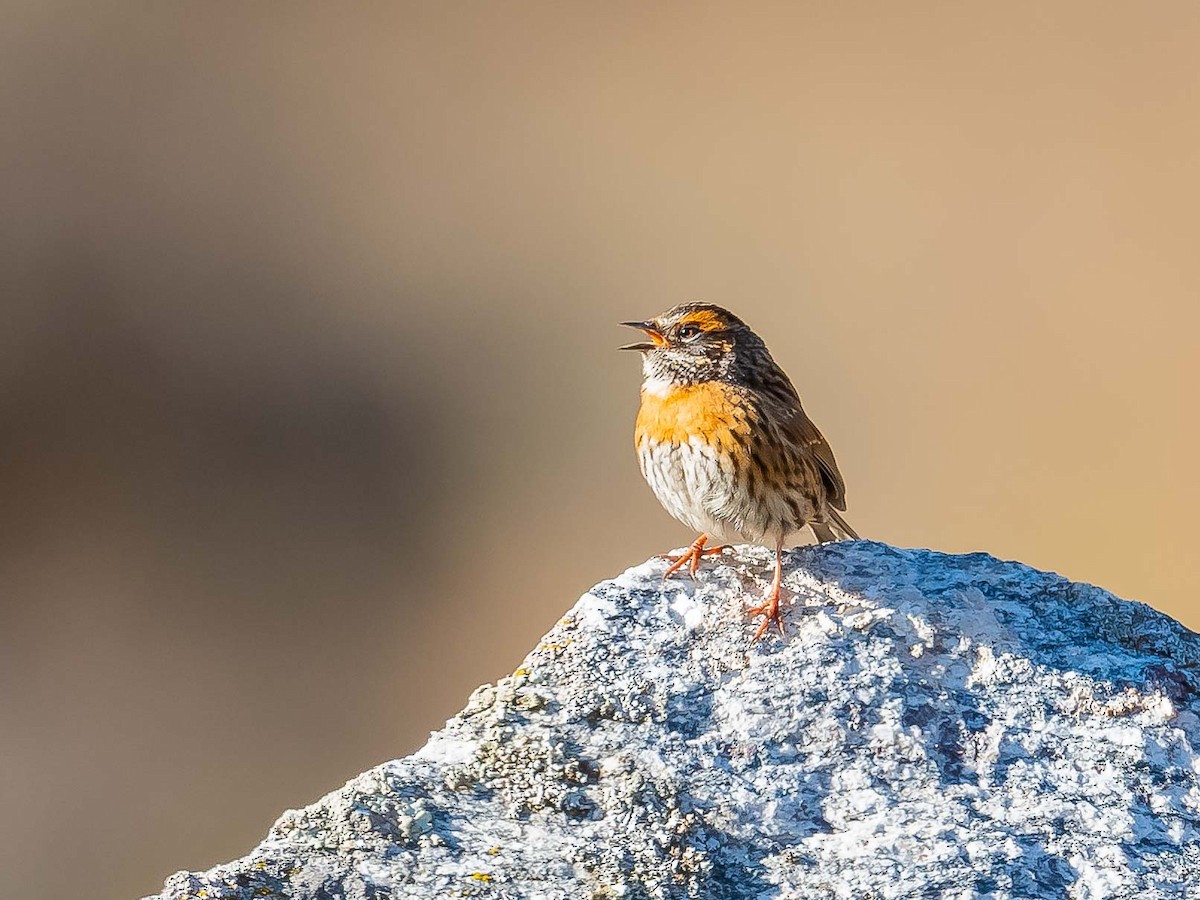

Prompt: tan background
[{"left": 3, "top": 3, "right": 1198, "bottom": 897}]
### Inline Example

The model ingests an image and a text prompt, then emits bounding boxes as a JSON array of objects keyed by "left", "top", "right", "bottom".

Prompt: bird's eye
[{"left": 677, "top": 325, "right": 701, "bottom": 340}]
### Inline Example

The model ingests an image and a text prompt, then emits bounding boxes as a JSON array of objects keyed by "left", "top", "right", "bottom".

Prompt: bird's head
[{"left": 620, "top": 303, "right": 767, "bottom": 387}]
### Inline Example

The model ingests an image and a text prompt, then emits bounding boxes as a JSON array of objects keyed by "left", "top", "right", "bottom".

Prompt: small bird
[{"left": 620, "top": 303, "right": 858, "bottom": 640}]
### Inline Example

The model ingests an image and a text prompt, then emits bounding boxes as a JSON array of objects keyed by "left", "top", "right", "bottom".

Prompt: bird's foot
[
  {"left": 747, "top": 585, "right": 787, "bottom": 641},
  {"left": 661, "top": 536, "right": 725, "bottom": 579}
]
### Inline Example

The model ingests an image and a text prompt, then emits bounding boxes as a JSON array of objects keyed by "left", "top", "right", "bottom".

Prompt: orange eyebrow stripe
[{"left": 677, "top": 310, "right": 725, "bottom": 332}]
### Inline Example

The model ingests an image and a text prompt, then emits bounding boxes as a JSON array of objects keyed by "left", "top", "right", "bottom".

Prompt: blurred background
[{"left": 3, "top": 3, "right": 1198, "bottom": 897}]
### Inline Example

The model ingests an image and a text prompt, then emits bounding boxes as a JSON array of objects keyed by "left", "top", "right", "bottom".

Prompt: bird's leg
[
  {"left": 747, "top": 540, "right": 786, "bottom": 640},
  {"left": 661, "top": 533, "right": 725, "bottom": 579}
]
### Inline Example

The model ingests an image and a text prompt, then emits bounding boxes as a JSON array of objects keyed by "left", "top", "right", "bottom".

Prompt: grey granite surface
[{"left": 150, "top": 542, "right": 1200, "bottom": 899}]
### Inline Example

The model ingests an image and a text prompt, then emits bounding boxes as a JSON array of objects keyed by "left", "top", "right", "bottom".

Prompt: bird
[{"left": 620, "top": 302, "right": 858, "bottom": 640}]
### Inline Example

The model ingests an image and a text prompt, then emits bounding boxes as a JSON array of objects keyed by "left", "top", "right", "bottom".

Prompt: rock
[{"left": 148, "top": 542, "right": 1200, "bottom": 899}]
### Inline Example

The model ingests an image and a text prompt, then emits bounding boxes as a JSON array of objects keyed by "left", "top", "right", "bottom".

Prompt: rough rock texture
[{"left": 151, "top": 542, "right": 1200, "bottom": 900}]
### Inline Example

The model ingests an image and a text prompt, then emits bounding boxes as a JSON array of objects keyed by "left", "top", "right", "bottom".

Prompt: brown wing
[
  {"left": 747, "top": 359, "right": 852, "bottom": 512},
  {"left": 784, "top": 402, "right": 849, "bottom": 511}
]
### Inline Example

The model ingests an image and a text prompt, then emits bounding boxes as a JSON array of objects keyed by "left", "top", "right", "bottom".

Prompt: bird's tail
[{"left": 812, "top": 509, "right": 859, "bottom": 543}]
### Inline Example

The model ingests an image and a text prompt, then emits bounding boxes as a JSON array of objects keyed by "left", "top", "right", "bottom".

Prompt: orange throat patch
[{"left": 635, "top": 381, "right": 752, "bottom": 454}]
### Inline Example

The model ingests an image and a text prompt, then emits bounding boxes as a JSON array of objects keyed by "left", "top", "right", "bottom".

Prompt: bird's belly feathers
[
  {"left": 638, "top": 437, "right": 745, "bottom": 541},
  {"left": 638, "top": 436, "right": 793, "bottom": 544}
]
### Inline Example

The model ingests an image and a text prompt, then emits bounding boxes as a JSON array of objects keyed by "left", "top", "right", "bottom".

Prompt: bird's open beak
[{"left": 619, "top": 320, "right": 665, "bottom": 351}]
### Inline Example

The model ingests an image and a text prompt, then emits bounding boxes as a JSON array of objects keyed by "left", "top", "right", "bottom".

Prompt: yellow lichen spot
[
  {"left": 513, "top": 668, "right": 529, "bottom": 678},
  {"left": 253, "top": 862, "right": 267, "bottom": 871},
  {"left": 470, "top": 872, "right": 493, "bottom": 882},
  {"left": 487, "top": 846, "right": 501, "bottom": 855}
]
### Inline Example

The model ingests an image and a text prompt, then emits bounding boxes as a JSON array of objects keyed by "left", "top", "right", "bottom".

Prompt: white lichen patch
[{"left": 151, "top": 542, "right": 1200, "bottom": 900}]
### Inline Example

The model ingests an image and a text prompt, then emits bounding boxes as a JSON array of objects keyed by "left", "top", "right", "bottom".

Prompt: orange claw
[
  {"left": 662, "top": 534, "right": 725, "bottom": 579},
  {"left": 746, "top": 590, "right": 786, "bottom": 641},
  {"left": 747, "top": 540, "right": 787, "bottom": 641}
]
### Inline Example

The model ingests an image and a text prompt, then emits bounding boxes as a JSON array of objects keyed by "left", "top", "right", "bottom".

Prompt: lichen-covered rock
[{"left": 149, "top": 542, "right": 1200, "bottom": 899}]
